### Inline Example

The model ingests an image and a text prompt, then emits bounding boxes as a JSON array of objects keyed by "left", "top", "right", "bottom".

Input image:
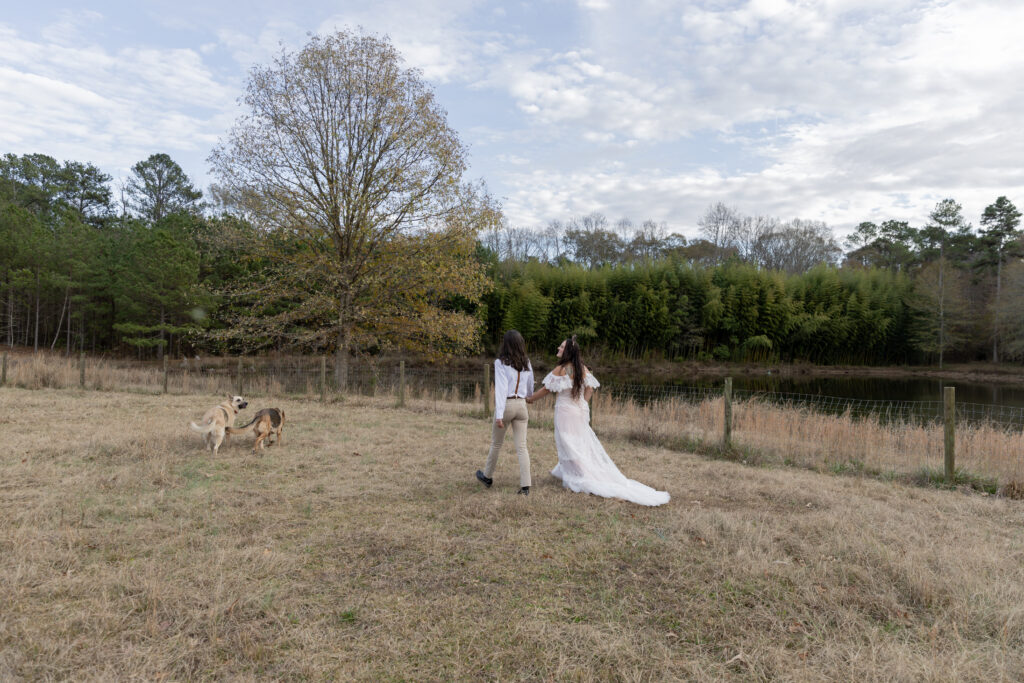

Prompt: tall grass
[
  {"left": 587, "top": 392, "right": 1024, "bottom": 492},
  {"left": 3, "top": 352, "right": 322, "bottom": 397},
  {"left": 4, "top": 351, "right": 1023, "bottom": 491}
]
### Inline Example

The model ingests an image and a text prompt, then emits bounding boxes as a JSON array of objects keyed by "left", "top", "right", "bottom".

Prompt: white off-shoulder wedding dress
[{"left": 543, "top": 371, "right": 670, "bottom": 506}]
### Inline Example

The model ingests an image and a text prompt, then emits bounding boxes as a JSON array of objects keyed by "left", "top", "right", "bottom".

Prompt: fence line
[
  {"left": 3, "top": 352, "right": 1023, "bottom": 489},
  {"left": 6, "top": 352, "right": 1024, "bottom": 428}
]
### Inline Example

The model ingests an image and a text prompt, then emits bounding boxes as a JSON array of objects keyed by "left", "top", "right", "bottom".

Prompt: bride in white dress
[{"left": 527, "top": 336, "right": 670, "bottom": 507}]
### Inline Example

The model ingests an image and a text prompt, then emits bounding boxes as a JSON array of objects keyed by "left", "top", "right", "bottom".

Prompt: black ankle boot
[
  {"left": 475, "top": 470, "right": 493, "bottom": 488},
  {"left": 517, "top": 486, "right": 530, "bottom": 495}
]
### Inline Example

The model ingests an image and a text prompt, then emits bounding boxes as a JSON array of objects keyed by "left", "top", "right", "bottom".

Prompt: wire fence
[
  {"left": 5, "top": 351, "right": 1024, "bottom": 430},
  {"left": 609, "top": 383, "right": 1024, "bottom": 432},
  {"left": 3, "top": 352, "right": 1023, "bottom": 489}
]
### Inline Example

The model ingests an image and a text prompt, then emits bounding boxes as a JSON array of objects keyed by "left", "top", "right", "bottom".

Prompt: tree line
[
  {"left": 2, "top": 30, "right": 1022, "bottom": 368},
  {"left": 0, "top": 152, "right": 223, "bottom": 358},
  {"left": 4, "top": 142, "right": 1018, "bottom": 367},
  {"left": 480, "top": 197, "right": 1023, "bottom": 365}
]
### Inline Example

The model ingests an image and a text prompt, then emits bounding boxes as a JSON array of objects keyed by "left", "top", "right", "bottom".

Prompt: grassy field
[
  {"left": 2, "top": 387, "right": 1024, "bottom": 681},
  {"left": 6, "top": 352, "right": 1024, "bottom": 491}
]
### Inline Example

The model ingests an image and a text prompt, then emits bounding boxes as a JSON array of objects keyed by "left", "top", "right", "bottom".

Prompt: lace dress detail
[{"left": 542, "top": 370, "right": 669, "bottom": 506}]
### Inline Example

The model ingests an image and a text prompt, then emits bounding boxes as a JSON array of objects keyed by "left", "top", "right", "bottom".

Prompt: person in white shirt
[{"left": 476, "top": 330, "right": 535, "bottom": 495}]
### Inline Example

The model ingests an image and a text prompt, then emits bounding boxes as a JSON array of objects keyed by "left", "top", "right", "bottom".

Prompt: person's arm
[
  {"left": 527, "top": 385, "right": 550, "bottom": 404},
  {"left": 493, "top": 360, "right": 507, "bottom": 425},
  {"left": 526, "top": 367, "right": 535, "bottom": 399},
  {"left": 583, "top": 366, "right": 596, "bottom": 402},
  {"left": 527, "top": 365, "right": 561, "bottom": 404}
]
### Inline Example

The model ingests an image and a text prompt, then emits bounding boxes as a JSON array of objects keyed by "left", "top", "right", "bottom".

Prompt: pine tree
[{"left": 977, "top": 196, "right": 1023, "bottom": 362}]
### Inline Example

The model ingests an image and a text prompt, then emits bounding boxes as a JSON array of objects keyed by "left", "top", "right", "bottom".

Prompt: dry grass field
[
  {"left": 589, "top": 393, "right": 1024, "bottom": 491},
  {"left": 2, "top": 387, "right": 1024, "bottom": 681},
  {"left": 6, "top": 352, "right": 1024, "bottom": 491}
]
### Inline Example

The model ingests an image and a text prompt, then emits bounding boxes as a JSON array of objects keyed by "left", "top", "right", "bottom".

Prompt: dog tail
[
  {"left": 226, "top": 415, "right": 259, "bottom": 434},
  {"left": 189, "top": 420, "right": 219, "bottom": 434}
]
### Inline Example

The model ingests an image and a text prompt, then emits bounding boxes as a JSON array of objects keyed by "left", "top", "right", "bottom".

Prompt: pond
[{"left": 598, "top": 371, "right": 1024, "bottom": 429}]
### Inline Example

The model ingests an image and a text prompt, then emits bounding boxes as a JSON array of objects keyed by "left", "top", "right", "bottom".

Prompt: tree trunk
[
  {"left": 7, "top": 286, "right": 13, "bottom": 348},
  {"left": 33, "top": 272, "right": 40, "bottom": 353},
  {"left": 67, "top": 297, "right": 72, "bottom": 357},
  {"left": 336, "top": 327, "right": 350, "bottom": 392},
  {"left": 108, "top": 296, "right": 116, "bottom": 350},
  {"left": 937, "top": 253, "right": 945, "bottom": 369},
  {"left": 51, "top": 289, "right": 68, "bottom": 351},
  {"left": 335, "top": 294, "right": 353, "bottom": 391},
  {"left": 993, "top": 256, "right": 1001, "bottom": 363},
  {"left": 158, "top": 305, "right": 165, "bottom": 362}
]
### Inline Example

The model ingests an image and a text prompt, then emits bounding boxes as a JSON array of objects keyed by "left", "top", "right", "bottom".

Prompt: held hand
[{"left": 496, "top": 418, "right": 505, "bottom": 429}]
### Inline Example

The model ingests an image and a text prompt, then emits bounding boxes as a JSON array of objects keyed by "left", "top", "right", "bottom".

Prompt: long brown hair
[
  {"left": 497, "top": 330, "right": 531, "bottom": 372},
  {"left": 560, "top": 335, "right": 585, "bottom": 400}
]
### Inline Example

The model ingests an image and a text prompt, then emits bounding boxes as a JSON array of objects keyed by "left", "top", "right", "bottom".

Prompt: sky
[{"left": 2, "top": 1, "right": 1023, "bottom": 239}]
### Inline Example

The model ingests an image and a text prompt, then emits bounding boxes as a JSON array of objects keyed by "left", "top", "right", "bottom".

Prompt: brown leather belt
[{"left": 506, "top": 396, "right": 525, "bottom": 400}]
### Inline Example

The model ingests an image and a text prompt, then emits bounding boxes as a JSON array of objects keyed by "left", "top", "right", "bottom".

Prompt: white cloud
[
  {"left": 495, "top": 153, "right": 530, "bottom": 165},
  {"left": 3, "top": 0, "right": 1022, "bottom": 236},
  {"left": 485, "top": 0, "right": 1024, "bottom": 231},
  {"left": 216, "top": 21, "right": 306, "bottom": 71},
  {"left": 38, "top": 9, "right": 103, "bottom": 46},
  {"left": 316, "top": 0, "right": 505, "bottom": 83},
  {"left": 0, "top": 20, "right": 234, "bottom": 178}
]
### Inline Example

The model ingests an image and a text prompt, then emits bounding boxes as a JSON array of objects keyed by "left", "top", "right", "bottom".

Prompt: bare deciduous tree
[
  {"left": 750, "top": 219, "right": 840, "bottom": 273},
  {"left": 729, "top": 214, "right": 778, "bottom": 262},
  {"left": 697, "top": 202, "right": 740, "bottom": 262},
  {"left": 209, "top": 30, "right": 496, "bottom": 383}
]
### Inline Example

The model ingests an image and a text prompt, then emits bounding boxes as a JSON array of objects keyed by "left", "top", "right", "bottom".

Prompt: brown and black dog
[
  {"left": 189, "top": 395, "right": 248, "bottom": 454},
  {"left": 227, "top": 407, "right": 285, "bottom": 453}
]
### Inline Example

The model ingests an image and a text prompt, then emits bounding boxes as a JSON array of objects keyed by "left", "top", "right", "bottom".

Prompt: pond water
[
  {"left": 597, "top": 371, "right": 1024, "bottom": 428},
  {"left": 656, "top": 374, "right": 1024, "bottom": 408},
  {"left": 375, "top": 361, "right": 1024, "bottom": 427}
]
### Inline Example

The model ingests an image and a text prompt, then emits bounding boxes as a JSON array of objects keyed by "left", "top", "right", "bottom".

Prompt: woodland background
[{"left": 1, "top": 150, "right": 1021, "bottom": 367}]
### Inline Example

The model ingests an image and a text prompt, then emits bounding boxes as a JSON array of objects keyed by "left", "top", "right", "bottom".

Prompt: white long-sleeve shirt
[{"left": 493, "top": 358, "right": 534, "bottom": 419}]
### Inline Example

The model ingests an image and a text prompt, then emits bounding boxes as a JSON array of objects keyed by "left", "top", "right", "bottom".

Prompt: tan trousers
[{"left": 483, "top": 398, "right": 531, "bottom": 487}]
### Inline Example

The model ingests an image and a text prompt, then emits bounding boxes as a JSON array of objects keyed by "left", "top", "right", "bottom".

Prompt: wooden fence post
[
  {"left": 723, "top": 377, "right": 733, "bottom": 450},
  {"left": 162, "top": 355, "right": 168, "bottom": 394},
  {"left": 944, "top": 386, "right": 956, "bottom": 484},
  {"left": 236, "top": 356, "right": 244, "bottom": 395},
  {"left": 79, "top": 352, "right": 86, "bottom": 389},
  {"left": 320, "top": 355, "right": 327, "bottom": 402},
  {"left": 482, "top": 362, "right": 490, "bottom": 417},
  {"left": 397, "top": 360, "right": 406, "bottom": 407},
  {"left": 1, "top": 352, "right": 7, "bottom": 387}
]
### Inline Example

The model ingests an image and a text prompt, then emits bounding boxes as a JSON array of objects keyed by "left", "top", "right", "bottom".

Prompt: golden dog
[
  {"left": 189, "top": 395, "right": 248, "bottom": 454},
  {"left": 227, "top": 407, "right": 285, "bottom": 453}
]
